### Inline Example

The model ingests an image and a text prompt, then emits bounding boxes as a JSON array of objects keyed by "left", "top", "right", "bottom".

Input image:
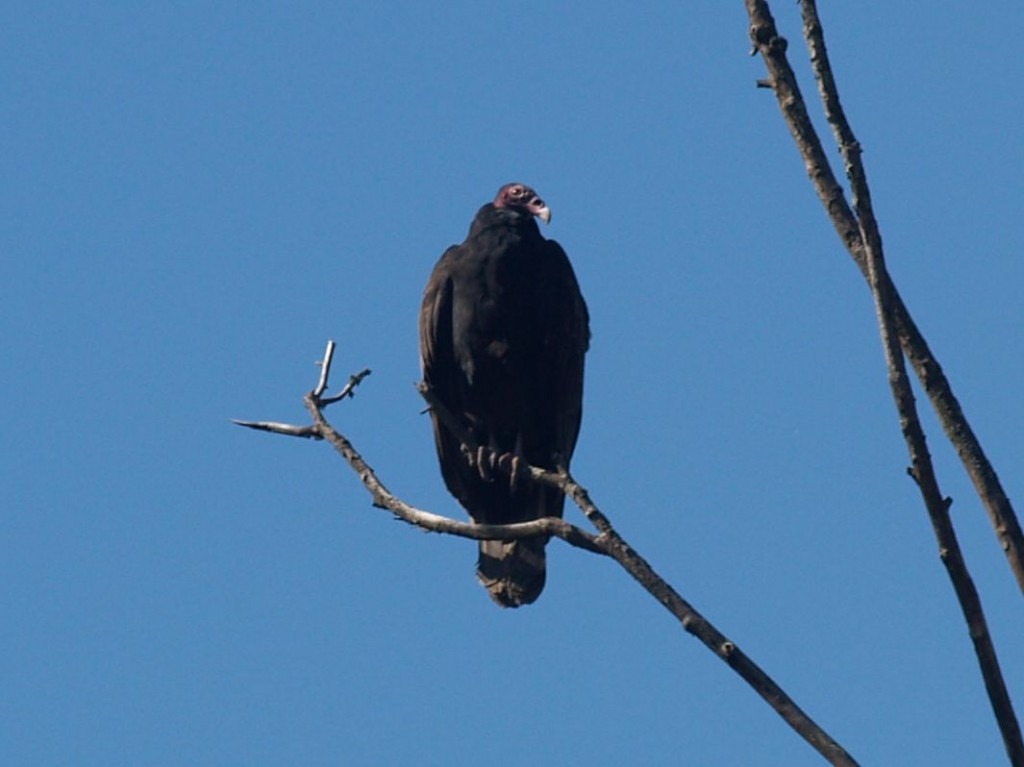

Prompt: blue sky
[{"left": 4, "top": 3, "right": 1023, "bottom": 765}]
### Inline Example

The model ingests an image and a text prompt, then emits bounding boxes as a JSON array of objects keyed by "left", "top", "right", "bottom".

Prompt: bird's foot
[
  {"left": 552, "top": 452, "right": 569, "bottom": 476},
  {"left": 496, "top": 452, "right": 523, "bottom": 493}
]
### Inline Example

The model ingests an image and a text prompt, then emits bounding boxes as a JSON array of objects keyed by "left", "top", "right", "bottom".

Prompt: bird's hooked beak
[{"left": 528, "top": 196, "right": 552, "bottom": 224}]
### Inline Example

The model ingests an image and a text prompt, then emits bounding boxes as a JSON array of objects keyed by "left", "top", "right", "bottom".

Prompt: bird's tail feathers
[{"left": 477, "top": 537, "right": 547, "bottom": 608}]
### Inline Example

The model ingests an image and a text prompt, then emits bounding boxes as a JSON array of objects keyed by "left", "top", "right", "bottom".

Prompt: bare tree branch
[
  {"left": 795, "top": 5, "right": 1024, "bottom": 596},
  {"left": 794, "top": 7, "right": 1023, "bottom": 759},
  {"left": 303, "top": 388, "right": 607, "bottom": 556},
  {"left": 236, "top": 340, "right": 861, "bottom": 766},
  {"left": 416, "top": 381, "right": 617, "bottom": 537},
  {"left": 231, "top": 348, "right": 371, "bottom": 438},
  {"left": 232, "top": 419, "right": 323, "bottom": 439},
  {"left": 320, "top": 359, "right": 371, "bottom": 406},
  {"left": 746, "top": 2, "right": 1023, "bottom": 763},
  {"left": 313, "top": 339, "right": 336, "bottom": 397},
  {"left": 744, "top": 0, "right": 1024, "bottom": 597}
]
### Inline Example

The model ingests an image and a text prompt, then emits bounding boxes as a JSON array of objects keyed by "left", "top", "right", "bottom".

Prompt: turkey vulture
[{"left": 419, "top": 183, "right": 590, "bottom": 607}]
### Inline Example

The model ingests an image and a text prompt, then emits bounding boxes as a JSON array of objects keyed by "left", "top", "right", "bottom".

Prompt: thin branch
[
  {"left": 867, "top": 244, "right": 1024, "bottom": 766},
  {"left": 550, "top": 459, "right": 860, "bottom": 766},
  {"left": 313, "top": 340, "right": 336, "bottom": 397},
  {"left": 231, "top": 342, "right": 371, "bottom": 437},
  {"left": 417, "top": 381, "right": 617, "bottom": 537},
  {"left": 295, "top": 345, "right": 855, "bottom": 766},
  {"left": 895, "top": 296, "right": 1024, "bottom": 596},
  {"left": 744, "top": 0, "right": 1024, "bottom": 596},
  {"left": 303, "top": 386, "right": 607, "bottom": 555},
  {"left": 321, "top": 367, "right": 372, "bottom": 405},
  {"left": 797, "top": 8, "right": 1024, "bottom": 586},
  {"left": 795, "top": 4, "right": 1023, "bottom": 760},
  {"left": 240, "top": 340, "right": 860, "bottom": 762},
  {"left": 747, "top": 2, "right": 1023, "bottom": 762},
  {"left": 232, "top": 419, "right": 322, "bottom": 439},
  {"left": 313, "top": 339, "right": 372, "bottom": 404},
  {"left": 862, "top": 225, "right": 1024, "bottom": 767},
  {"left": 801, "top": 0, "right": 1024, "bottom": 594}
]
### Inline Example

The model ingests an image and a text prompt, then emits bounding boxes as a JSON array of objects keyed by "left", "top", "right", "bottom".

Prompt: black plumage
[{"left": 419, "top": 183, "right": 589, "bottom": 607}]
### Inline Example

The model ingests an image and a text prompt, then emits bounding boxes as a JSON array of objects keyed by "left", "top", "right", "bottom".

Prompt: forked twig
[{"left": 232, "top": 346, "right": 371, "bottom": 438}]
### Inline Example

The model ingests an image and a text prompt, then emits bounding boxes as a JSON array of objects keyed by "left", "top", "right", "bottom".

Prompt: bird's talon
[
  {"left": 508, "top": 455, "right": 522, "bottom": 493},
  {"left": 476, "top": 446, "right": 494, "bottom": 481}
]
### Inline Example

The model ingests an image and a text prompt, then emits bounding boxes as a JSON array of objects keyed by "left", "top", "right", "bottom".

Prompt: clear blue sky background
[{"left": 4, "top": 3, "right": 1023, "bottom": 765}]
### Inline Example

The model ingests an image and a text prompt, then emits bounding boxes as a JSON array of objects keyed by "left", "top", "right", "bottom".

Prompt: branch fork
[{"left": 232, "top": 342, "right": 371, "bottom": 439}]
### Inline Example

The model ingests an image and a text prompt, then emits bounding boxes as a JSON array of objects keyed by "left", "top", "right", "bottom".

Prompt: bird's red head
[{"left": 493, "top": 183, "right": 551, "bottom": 224}]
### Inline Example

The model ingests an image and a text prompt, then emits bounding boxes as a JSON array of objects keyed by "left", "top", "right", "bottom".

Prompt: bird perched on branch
[{"left": 419, "top": 183, "right": 590, "bottom": 607}]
